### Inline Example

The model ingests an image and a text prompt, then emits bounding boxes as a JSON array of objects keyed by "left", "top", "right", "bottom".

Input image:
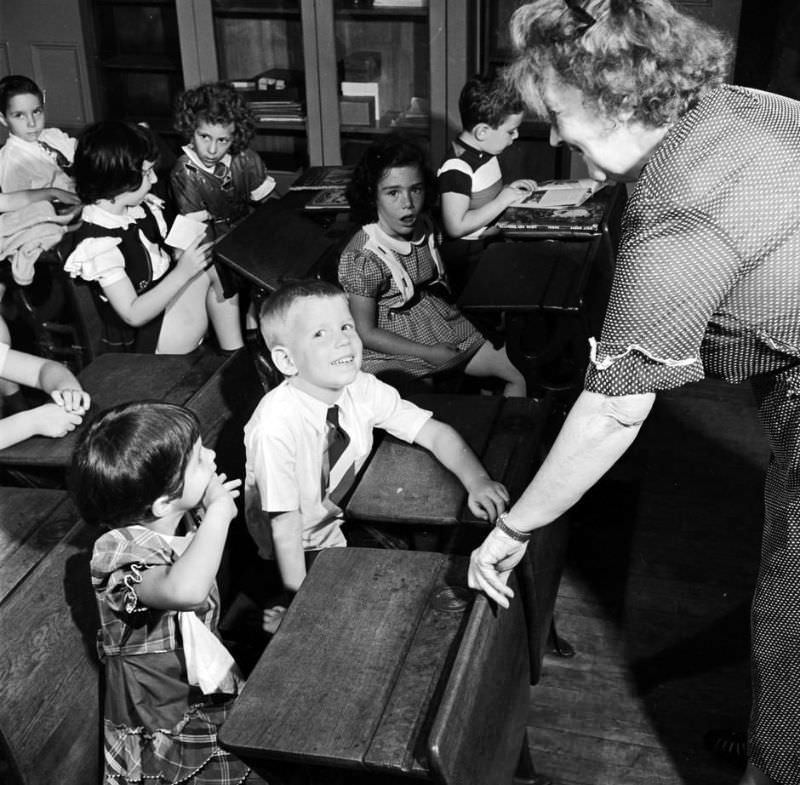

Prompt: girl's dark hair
[
  {"left": 346, "top": 134, "right": 438, "bottom": 225},
  {"left": 0, "top": 74, "right": 43, "bottom": 114},
  {"left": 70, "top": 401, "right": 201, "bottom": 529},
  {"left": 174, "top": 81, "right": 255, "bottom": 155},
  {"left": 73, "top": 121, "right": 160, "bottom": 204}
]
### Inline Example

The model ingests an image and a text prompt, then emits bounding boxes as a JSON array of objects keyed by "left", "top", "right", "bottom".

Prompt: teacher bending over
[{"left": 467, "top": 2, "right": 800, "bottom": 784}]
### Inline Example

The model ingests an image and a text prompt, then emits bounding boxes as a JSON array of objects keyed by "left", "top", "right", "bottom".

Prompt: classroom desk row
[{"left": 213, "top": 182, "right": 625, "bottom": 392}]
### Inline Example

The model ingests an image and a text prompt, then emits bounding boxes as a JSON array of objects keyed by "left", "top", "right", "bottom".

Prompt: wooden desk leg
[{"left": 514, "top": 735, "right": 552, "bottom": 785}]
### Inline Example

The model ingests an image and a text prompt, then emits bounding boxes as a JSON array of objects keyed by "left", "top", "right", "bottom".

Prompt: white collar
[
  {"left": 182, "top": 145, "right": 232, "bottom": 173},
  {"left": 364, "top": 221, "right": 427, "bottom": 256},
  {"left": 283, "top": 378, "right": 350, "bottom": 434},
  {"left": 83, "top": 194, "right": 163, "bottom": 228}
]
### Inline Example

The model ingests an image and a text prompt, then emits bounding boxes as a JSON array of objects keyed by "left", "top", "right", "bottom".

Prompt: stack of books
[
  {"left": 290, "top": 166, "right": 354, "bottom": 212},
  {"left": 235, "top": 69, "right": 305, "bottom": 125}
]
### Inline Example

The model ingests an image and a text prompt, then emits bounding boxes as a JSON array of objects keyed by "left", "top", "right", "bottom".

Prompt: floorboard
[{"left": 527, "top": 378, "right": 769, "bottom": 785}]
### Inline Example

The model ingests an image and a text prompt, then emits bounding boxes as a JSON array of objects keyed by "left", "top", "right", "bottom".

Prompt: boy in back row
[
  {"left": 243, "top": 280, "right": 510, "bottom": 629},
  {"left": 438, "top": 74, "right": 537, "bottom": 294}
]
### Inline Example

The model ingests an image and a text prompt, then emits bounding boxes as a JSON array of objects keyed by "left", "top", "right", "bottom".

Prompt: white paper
[{"left": 165, "top": 214, "right": 208, "bottom": 250}]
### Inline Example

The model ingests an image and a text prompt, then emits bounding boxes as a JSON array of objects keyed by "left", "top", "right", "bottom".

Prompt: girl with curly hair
[
  {"left": 170, "top": 81, "right": 276, "bottom": 240},
  {"left": 467, "top": 3, "right": 800, "bottom": 785},
  {"left": 338, "top": 134, "right": 526, "bottom": 395}
]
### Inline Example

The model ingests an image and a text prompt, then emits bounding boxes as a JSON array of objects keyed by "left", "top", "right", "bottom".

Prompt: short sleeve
[
  {"left": 238, "top": 149, "right": 276, "bottom": 201},
  {"left": 91, "top": 528, "right": 175, "bottom": 614},
  {"left": 245, "top": 411, "right": 300, "bottom": 514},
  {"left": 356, "top": 372, "right": 433, "bottom": 442},
  {"left": 585, "top": 202, "right": 739, "bottom": 395},
  {"left": 63, "top": 235, "right": 127, "bottom": 287},
  {"left": 437, "top": 160, "right": 472, "bottom": 197},
  {"left": 338, "top": 244, "right": 390, "bottom": 299}
]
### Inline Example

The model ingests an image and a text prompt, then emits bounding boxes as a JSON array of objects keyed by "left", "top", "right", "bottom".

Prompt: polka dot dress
[{"left": 584, "top": 85, "right": 800, "bottom": 783}]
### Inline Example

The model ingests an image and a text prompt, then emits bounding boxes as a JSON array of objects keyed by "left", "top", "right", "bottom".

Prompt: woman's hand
[
  {"left": 465, "top": 477, "right": 509, "bottom": 522},
  {"left": 468, "top": 527, "right": 529, "bottom": 608},
  {"left": 34, "top": 402, "right": 84, "bottom": 438},
  {"left": 201, "top": 472, "right": 241, "bottom": 521},
  {"left": 51, "top": 387, "right": 90, "bottom": 414},
  {"left": 174, "top": 235, "right": 214, "bottom": 280}
]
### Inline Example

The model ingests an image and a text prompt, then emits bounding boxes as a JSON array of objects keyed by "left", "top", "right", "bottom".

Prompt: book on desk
[
  {"left": 497, "top": 188, "right": 610, "bottom": 237},
  {"left": 303, "top": 187, "right": 351, "bottom": 211},
  {"left": 290, "top": 165, "right": 354, "bottom": 190}
]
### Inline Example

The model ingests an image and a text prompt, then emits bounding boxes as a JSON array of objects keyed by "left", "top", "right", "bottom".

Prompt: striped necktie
[{"left": 322, "top": 405, "right": 355, "bottom": 506}]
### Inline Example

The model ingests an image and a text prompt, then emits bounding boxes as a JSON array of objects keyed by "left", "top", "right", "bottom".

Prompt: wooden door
[{"left": 0, "top": 0, "right": 94, "bottom": 138}]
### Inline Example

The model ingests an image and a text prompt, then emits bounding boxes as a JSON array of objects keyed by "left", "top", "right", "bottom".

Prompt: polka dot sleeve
[{"left": 585, "top": 201, "right": 741, "bottom": 396}]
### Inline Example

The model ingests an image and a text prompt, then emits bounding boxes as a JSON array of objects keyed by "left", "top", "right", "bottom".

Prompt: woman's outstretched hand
[{"left": 467, "top": 527, "right": 529, "bottom": 608}]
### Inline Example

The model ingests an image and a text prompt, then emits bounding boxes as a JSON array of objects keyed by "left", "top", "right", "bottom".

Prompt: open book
[{"left": 513, "top": 178, "right": 606, "bottom": 209}]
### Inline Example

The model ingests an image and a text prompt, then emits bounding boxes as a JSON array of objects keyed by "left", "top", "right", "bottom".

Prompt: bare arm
[
  {"left": 270, "top": 510, "right": 307, "bottom": 594},
  {"left": 135, "top": 474, "right": 241, "bottom": 610},
  {"left": 414, "top": 418, "right": 509, "bottom": 522},
  {"left": 468, "top": 389, "right": 655, "bottom": 605},
  {"left": 348, "top": 292, "right": 460, "bottom": 366},
  {"left": 101, "top": 236, "right": 211, "bottom": 327},
  {"left": 440, "top": 180, "right": 536, "bottom": 239}
]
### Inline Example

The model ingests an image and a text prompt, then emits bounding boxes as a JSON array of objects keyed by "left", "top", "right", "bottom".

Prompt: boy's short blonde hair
[{"left": 259, "top": 279, "right": 347, "bottom": 349}]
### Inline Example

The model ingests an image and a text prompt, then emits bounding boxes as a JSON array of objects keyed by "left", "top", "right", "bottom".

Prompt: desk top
[
  {"left": 213, "top": 191, "right": 355, "bottom": 292},
  {"left": 458, "top": 239, "right": 595, "bottom": 314},
  {"left": 0, "top": 488, "right": 82, "bottom": 604},
  {"left": 0, "top": 349, "right": 238, "bottom": 469},
  {"left": 345, "top": 394, "right": 547, "bottom": 527},
  {"left": 219, "top": 548, "right": 474, "bottom": 777}
]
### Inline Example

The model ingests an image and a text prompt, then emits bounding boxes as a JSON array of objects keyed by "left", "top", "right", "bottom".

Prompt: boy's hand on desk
[
  {"left": 262, "top": 605, "right": 287, "bottom": 634},
  {"left": 503, "top": 179, "right": 538, "bottom": 206},
  {"left": 465, "top": 477, "right": 510, "bottom": 523},
  {"left": 51, "top": 387, "right": 90, "bottom": 414}
]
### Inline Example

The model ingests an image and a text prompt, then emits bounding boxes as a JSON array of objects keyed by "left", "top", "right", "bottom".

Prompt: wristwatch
[{"left": 495, "top": 512, "right": 532, "bottom": 543}]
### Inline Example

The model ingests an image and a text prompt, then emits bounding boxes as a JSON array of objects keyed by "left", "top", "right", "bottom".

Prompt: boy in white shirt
[{"left": 243, "top": 279, "right": 509, "bottom": 630}]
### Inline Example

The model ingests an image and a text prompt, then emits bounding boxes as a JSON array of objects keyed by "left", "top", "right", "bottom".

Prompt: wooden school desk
[
  {"left": 213, "top": 190, "right": 355, "bottom": 293},
  {"left": 0, "top": 347, "right": 258, "bottom": 473},
  {"left": 459, "top": 184, "right": 626, "bottom": 392},
  {"left": 219, "top": 547, "right": 548, "bottom": 785},
  {"left": 344, "top": 393, "right": 569, "bottom": 684},
  {"left": 0, "top": 488, "right": 100, "bottom": 785}
]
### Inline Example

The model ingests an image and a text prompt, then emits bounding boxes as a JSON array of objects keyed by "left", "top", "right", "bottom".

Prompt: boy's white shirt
[
  {"left": 0, "top": 128, "right": 75, "bottom": 191},
  {"left": 243, "top": 371, "right": 432, "bottom": 558}
]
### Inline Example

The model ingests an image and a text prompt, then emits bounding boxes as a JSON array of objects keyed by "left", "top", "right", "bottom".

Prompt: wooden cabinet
[
  {"left": 89, "top": 0, "right": 184, "bottom": 134},
  {"left": 177, "top": 0, "right": 469, "bottom": 170}
]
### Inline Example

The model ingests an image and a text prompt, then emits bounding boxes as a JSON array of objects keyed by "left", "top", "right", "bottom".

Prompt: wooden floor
[{"left": 526, "top": 378, "right": 769, "bottom": 785}]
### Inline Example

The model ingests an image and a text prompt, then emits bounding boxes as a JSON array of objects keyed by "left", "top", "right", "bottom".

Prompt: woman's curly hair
[
  {"left": 506, "top": 0, "right": 733, "bottom": 127},
  {"left": 346, "top": 134, "right": 438, "bottom": 226},
  {"left": 174, "top": 81, "right": 255, "bottom": 154}
]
